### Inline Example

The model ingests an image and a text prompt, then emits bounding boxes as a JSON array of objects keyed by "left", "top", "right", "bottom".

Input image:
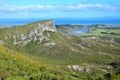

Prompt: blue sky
[{"left": 0, "top": 0, "right": 120, "bottom": 19}]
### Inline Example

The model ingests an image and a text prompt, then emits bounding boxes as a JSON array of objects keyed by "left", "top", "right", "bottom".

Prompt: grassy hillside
[
  {"left": 79, "top": 28, "right": 120, "bottom": 44},
  {"left": 0, "top": 45, "right": 45, "bottom": 79},
  {"left": 81, "top": 28, "right": 120, "bottom": 37},
  {"left": 0, "top": 21, "right": 120, "bottom": 79},
  {"left": 0, "top": 20, "right": 119, "bottom": 66},
  {"left": 2, "top": 45, "right": 116, "bottom": 80},
  {"left": 0, "top": 45, "right": 85, "bottom": 80}
]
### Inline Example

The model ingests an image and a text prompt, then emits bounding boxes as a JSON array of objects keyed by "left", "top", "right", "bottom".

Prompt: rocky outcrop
[
  {"left": 67, "top": 65, "right": 91, "bottom": 73},
  {"left": 0, "top": 40, "right": 4, "bottom": 45},
  {"left": 44, "top": 42, "right": 56, "bottom": 47},
  {"left": 5, "top": 20, "right": 57, "bottom": 46},
  {"left": 67, "top": 65, "right": 112, "bottom": 74}
]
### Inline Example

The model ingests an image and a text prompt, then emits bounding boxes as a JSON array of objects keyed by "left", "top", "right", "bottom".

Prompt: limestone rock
[
  {"left": 44, "top": 42, "right": 55, "bottom": 47},
  {"left": 0, "top": 40, "right": 4, "bottom": 45},
  {"left": 9, "top": 20, "right": 57, "bottom": 46}
]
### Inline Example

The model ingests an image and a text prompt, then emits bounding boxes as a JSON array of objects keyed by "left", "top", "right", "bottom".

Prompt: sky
[{"left": 0, "top": 0, "right": 120, "bottom": 19}]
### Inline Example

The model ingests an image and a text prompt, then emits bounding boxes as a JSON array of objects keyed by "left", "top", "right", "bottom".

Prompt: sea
[{"left": 0, "top": 18, "right": 120, "bottom": 26}]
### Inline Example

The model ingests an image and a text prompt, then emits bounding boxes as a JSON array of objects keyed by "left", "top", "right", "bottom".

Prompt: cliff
[{"left": 0, "top": 20, "right": 57, "bottom": 46}]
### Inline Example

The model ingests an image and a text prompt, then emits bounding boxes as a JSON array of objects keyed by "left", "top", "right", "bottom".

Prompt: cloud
[
  {"left": 67, "top": 4, "right": 103, "bottom": 9},
  {"left": 64, "top": 3, "right": 120, "bottom": 11},
  {"left": 0, "top": 4, "right": 57, "bottom": 13},
  {"left": 0, "top": 3, "right": 120, "bottom": 13}
]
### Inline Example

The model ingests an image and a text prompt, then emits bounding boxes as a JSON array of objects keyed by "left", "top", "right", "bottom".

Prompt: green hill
[
  {"left": 0, "top": 45, "right": 85, "bottom": 80},
  {"left": 0, "top": 20, "right": 120, "bottom": 80}
]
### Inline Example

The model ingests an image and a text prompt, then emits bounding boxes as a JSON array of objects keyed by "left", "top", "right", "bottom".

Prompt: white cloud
[
  {"left": 67, "top": 4, "right": 103, "bottom": 9},
  {"left": 0, "top": 4, "right": 56, "bottom": 12},
  {"left": 65, "top": 3, "right": 120, "bottom": 11},
  {"left": 0, "top": 3, "right": 120, "bottom": 13}
]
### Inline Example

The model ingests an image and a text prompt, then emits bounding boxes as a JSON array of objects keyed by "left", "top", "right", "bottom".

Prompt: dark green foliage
[{"left": 104, "top": 73, "right": 112, "bottom": 80}]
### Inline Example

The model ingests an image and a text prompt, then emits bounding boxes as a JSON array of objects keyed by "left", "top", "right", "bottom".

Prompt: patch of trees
[
  {"left": 114, "top": 38, "right": 120, "bottom": 43},
  {"left": 110, "top": 32, "right": 120, "bottom": 35},
  {"left": 101, "top": 31, "right": 120, "bottom": 35},
  {"left": 101, "top": 31, "right": 108, "bottom": 34},
  {"left": 109, "top": 61, "right": 120, "bottom": 75}
]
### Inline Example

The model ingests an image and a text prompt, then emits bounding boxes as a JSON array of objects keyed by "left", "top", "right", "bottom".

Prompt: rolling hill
[{"left": 0, "top": 20, "right": 120, "bottom": 80}]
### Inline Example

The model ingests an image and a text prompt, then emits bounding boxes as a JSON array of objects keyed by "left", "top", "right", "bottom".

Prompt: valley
[{"left": 0, "top": 20, "right": 120, "bottom": 80}]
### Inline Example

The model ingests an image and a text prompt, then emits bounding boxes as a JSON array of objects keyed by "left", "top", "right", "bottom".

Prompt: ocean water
[
  {"left": 0, "top": 18, "right": 120, "bottom": 26},
  {"left": 54, "top": 18, "right": 120, "bottom": 24}
]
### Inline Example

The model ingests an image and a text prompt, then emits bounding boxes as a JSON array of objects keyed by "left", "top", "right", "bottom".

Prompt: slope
[
  {"left": 0, "top": 45, "right": 83, "bottom": 80},
  {"left": 0, "top": 20, "right": 120, "bottom": 65},
  {"left": 0, "top": 20, "right": 120, "bottom": 79}
]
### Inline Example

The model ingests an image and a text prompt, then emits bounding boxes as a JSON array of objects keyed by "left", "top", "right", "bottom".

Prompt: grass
[
  {"left": 1, "top": 45, "right": 107, "bottom": 80},
  {"left": 1, "top": 25, "right": 120, "bottom": 66},
  {"left": 81, "top": 28, "right": 120, "bottom": 38},
  {"left": 0, "top": 45, "right": 83, "bottom": 80},
  {"left": 19, "top": 33, "right": 120, "bottom": 66},
  {"left": 0, "top": 45, "right": 39, "bottom": 78},
  {"left": 108, "top": 29, "right": 120, "bottom": 34},
  {"left": 0, "top": 21, "right": 120, "bottom": 79}
]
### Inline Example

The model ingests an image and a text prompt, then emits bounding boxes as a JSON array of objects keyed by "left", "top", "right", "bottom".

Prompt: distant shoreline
[{"left": 0, "top": 18, "right": 120, "bottom": 26}]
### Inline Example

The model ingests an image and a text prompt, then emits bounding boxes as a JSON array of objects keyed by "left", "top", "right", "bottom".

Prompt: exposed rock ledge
[
  {"left": 0, "top": 40, "right": 4, "bottom": 45},
  {"left": 67, "top": 65, "right": 112, "bottom": 73},
  {"left": 5, "top": 20, "right": 57, "bottom": 46}
]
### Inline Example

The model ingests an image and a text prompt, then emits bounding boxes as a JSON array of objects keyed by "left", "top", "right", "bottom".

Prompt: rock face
[
  {"left": 67, "top": 65, "right": 91, "bottom": 73},
  {"left": 5, "top": 20, "right": 57, "bottom": 46},
  {"left": 0, "top": 40, "right": 4, "bottom": 45},
  {"left": 67, "top": 65, "right": 111, "bottom": 74}
]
